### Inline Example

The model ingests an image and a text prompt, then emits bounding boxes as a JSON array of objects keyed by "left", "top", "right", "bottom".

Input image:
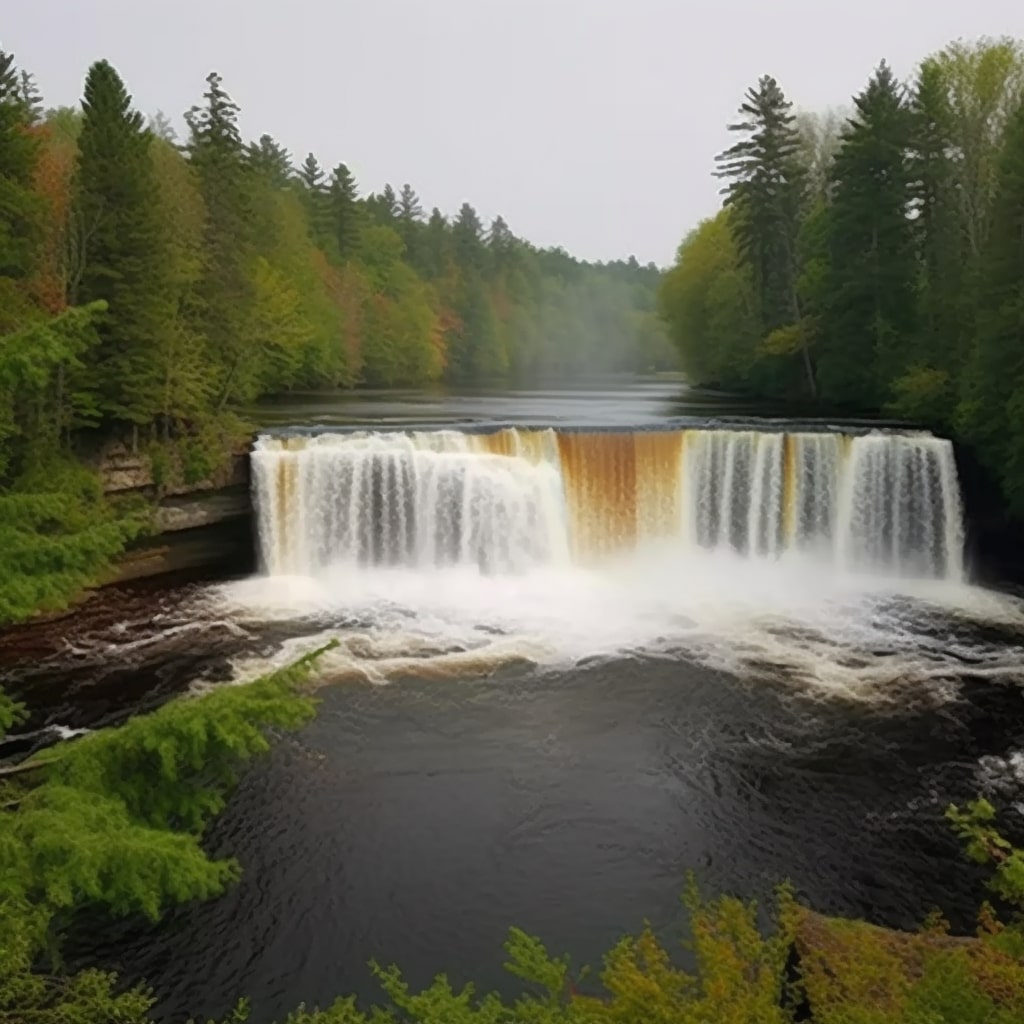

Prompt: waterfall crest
[{"left": 252, "top": 427, "right": 965, "bottom": 582}]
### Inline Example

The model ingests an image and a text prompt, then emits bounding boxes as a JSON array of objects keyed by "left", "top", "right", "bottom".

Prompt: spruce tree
[
  {"left": 248, "top": 134, "right": 293, "bottom": 186},
  {"left": 958, "top": 96, "right": 1024, "bottom": 509},
  {"left": 185, "top": 71, "right": 254, "bottom": 408},
  {"left": 817, "top": 62, "right": 917, "bottom": 409},
  {"left": 418, "top": 207, "right": 451, "bottom": 280},
  {"left": 715, "top": 75, "right": 814, "bottom": 395},
  {"left": 298, "top": 151, "right": 324, "bottom": 191},
  {"left": 16, "top": 69, "right": 43, "bottom": 124},
  {"left": 366, "top": 183, "right": 398, "bottom": 225},
  {"left": 328, "top": 163, "right": 361, "bottom": 260},
  {"left": 74, "top": 59, "right": 166, "bottom": 426},
  {"left": 453, "top": 202, "right": 485, "bottom": 272},
  {"left": 396, "top": 183, "right": 423, "bottom": 266},
  {"left": 297, "top": 152, "right": 334, "bottom": 252},
  {"left": 398, "top": 183, "right": 423, "bottom": 223},
  {"left": 0, "top": 50, "right": 41, "bottom": 286},
  {"left": 908, "top": 58, "right": 964, "bottom": 379}
]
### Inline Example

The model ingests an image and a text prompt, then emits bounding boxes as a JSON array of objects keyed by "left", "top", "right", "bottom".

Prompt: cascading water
[{"left": 251, "top": 427, "right": 965, "bottom": 582}]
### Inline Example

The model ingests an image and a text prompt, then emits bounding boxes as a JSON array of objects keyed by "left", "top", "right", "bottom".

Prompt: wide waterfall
[{"left": 251, "top": 427, "right": 965, "bottom": 582}]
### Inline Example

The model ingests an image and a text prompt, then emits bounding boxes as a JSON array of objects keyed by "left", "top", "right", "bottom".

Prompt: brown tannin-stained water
[{"left": 9, "top": 379, "right": 1024, "bottom": 1023}]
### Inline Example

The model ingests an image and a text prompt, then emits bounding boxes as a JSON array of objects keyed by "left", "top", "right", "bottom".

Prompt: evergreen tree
[
  {"left": 417, "top": 206, "right": 451, "bottom": 279},
  {"left": 817, "top": 62, "right": 917, "bottom": 408},
  {"left": 366, "top": 183, "right": 399, "bottom": 225},
  {"left": 248, "top": 134, "right": 293, "bottom": 186},
  {"left": 185, "top": 71, "right": 254, "bottom": 407},
  {"left": 16, "top": 69, "right": 43, "bottom": 124},
  {"left": 398, "top": 183, "right": 423, "bottom": 223},
  {"left": 715, "top": 75, "right": 814, "bottom": 395},
  {"left": 328, "top": 162, "right": 362, "bottom": 260},
  {"left": 907, "top": 58, "right": 964, "bottom": 390},
  {"left": 74, "top": 59, "right": 166, "bottom": 426},
  {"left": 397, "top": 183, "right": 423, "bottom": 266},
  {"left": 298, "top": 151, "right": 325, "bottom": 191},
  {"left": 957, "top": 97, "right": 1024, "bottom": 510},
  {"left": 0, "top": 49, "right": 41, "bottom": 289},
  {"left": 297, "top": 152, "right": 334, "bottom": 253},
  {"left": 452, "top": 201, "right": 485, "bottom": 272}
]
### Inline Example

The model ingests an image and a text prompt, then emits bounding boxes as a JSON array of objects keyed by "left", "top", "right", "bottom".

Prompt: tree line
[
  {"left": 0, "top": 48, "right": 673, "bottom": 469},
  {"left": 0, "top": 47, "right": 673, "bottom": 621},
  {"left": 659, "top": 37, "right": 1024, "bottom": 513}
]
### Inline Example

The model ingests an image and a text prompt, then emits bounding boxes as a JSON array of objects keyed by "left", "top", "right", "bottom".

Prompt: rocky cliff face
[{"left": 98, "top": 443, "right": 255, "bottom": 584}]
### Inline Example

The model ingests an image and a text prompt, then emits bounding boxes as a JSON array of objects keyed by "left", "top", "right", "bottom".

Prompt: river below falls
[{"left": 7, "top": 378, "right": 1024, "bottom": 1023}]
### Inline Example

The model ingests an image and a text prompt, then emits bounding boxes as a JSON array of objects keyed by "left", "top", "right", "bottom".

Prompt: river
[{"left": 11, "top": 378, "right": 1024, "bottom": 1021}]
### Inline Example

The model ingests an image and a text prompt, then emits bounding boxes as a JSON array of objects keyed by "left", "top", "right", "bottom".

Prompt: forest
[
  {"left": 659, "top": 36, "right": 1024, "bottom": 515},
  {"left": 0, "top": 47, "right": 672, "bottom": 622}
]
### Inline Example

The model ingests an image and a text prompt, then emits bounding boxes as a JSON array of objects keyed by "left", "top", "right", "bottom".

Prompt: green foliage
[
  {"left": 659, "top": 35, "right": 1024, "bottom": 518},
  {"left": 948, "top": 799, "right": 1024, "bottom": 913},
  {"left": 0, "top": 691, "right": 26, "bottom": 739},
  {"left": 657, "top": 212, "right": 760, "bottom": 389},
  {"left": 715, "top": 74, "right": 814, "bottom": 396},
  {"left": 0, "top": 457, "right": 143, "bottom": 623},
  {"left": 956, "top": 94, "right": 1024, "bottom": 514},
  {"left": 1, "top": 55, "right": 672, "bottom": 622},
  {"left": 886, "top": 365, "right": 954, "bottom": 426},
  {"left": 817, "top": 62, "right": 917, "bottom": 409},
  {"left": 74, "top": 59, "right": 167, "bottom": 425},
  {"left": 0, "top": 643, "right": 334, "bottom": 1024}
]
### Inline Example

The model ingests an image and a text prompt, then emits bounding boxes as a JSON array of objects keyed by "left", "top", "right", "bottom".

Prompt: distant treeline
[
  {"left": 0, "top": 48, "right": 673, "bottom": 621},
  {"left": 0, "top": 49, "right": 674, "bottom": 470},
  {"left": 659, "top": 37, "right": 1024, "bottom": 514}
]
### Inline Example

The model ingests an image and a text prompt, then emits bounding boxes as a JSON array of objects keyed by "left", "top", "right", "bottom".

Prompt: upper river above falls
[{"left": 8, "top": 377, "right": 1024, "bottom": 1023}]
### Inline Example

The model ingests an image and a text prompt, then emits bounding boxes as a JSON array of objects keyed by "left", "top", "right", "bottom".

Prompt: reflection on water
[{"left": 245, "top": 375, "right": 906, "bottom": 432}]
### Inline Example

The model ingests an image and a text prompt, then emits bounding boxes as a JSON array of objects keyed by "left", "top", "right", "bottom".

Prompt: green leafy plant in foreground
[{"left": 0, "top": 643, "right": 333, "bottom": 1024}]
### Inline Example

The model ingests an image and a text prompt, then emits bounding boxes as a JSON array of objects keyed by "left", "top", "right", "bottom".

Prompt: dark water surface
[
  {"left": 74, "top": 653, "right": 1024, "bottom": 1023},
  {"left": 10, "top": 379, "right": 1024, "bottom": 1022},
  {"left": 244, "top": 375, "right": 902, "bottom": 433}
]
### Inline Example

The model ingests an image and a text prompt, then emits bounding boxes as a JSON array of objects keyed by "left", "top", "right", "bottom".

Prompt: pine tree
[
  {"left": 398, "top": 183, "right": 423, "bottom": 223},
  {"left": 0, "top": 50, "right": 41, "bottom": 287},
  {"left": 185, "top": 71, "right": 254, "bottom": 408},
  {"left": 296, "top": 152, "right": 334, "bottom": 252},
  {"left": 328, "top": 162, "right": 362, "bottom": 260},
  {"left": 366, "top": 183, "right": 398, "bottom": 225},
  {"left": 417, "top": 206, "right": 451, "bottom": 280},
  {"left": 396, "top": 183, "right": 423, "bottom": 266},
  {"left": 74, "top": 59, "right": 166, "bottom": 426},
  {"left": 908, "top": 58, "right": 964, "bottom": 379},
  {"left": 298, "top": 151, "right": 324, "bottom": 191},
  {"left": 817, "top": 62, "right": 917, "bottom": 409},
  {"left": 957, "top": 97, "right": 1024, "bottom": 509},
  {"left": 248, "top": 134, "right": 293, "bottom": 186},
  {"left": 487, "top": 215, "right": 516, "bottom": 273},
  {"left": 452, "top": 202, "right": 485, "bottom": 272},
  {"left": 16, "top": 69, "right": 43, "bottom": 124},
  {"left": 715, "top": 75, "right": 814, "bottom": 395}
]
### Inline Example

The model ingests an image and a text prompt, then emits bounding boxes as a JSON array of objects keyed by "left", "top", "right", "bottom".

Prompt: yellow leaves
[{"left": 761, "top": 320, "right": 814, "bottom": 357}]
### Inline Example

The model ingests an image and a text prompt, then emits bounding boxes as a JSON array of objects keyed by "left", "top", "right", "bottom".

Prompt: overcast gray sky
[{"left": 6, "top": 1, "right": 1024, "bottom": 266}]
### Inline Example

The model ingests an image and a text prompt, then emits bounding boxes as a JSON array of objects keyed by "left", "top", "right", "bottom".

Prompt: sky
[{"left": 6, "top": 1, "right": 1024, "bottom": 267}]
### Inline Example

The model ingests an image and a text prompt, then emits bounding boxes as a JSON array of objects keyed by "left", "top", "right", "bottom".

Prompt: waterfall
[{"left": 251, "top": 427, "right": 965, "bottom": 582}]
